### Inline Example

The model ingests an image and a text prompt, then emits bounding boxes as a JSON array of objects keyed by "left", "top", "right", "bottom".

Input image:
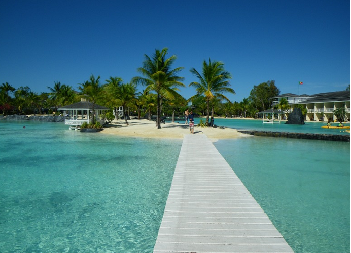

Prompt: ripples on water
[
  {"left": 215, "top": 137, "right": 350, "bottom": 253},
  {"left": 0, "top": 121, "right": 182, "bottom": 252},
  {"left": 1, "top": 121, "right": 349, "bottom": 252}
]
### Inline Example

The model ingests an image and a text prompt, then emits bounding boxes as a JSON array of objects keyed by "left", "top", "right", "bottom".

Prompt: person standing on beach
[
  {"left": 188, "top": 111, "right": 194, "bottom": 134},
  {"left": 184, "top": 109, "right": 189, "bottom": 124}
]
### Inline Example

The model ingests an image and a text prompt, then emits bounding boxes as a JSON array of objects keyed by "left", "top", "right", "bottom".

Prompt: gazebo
[
  {"left": 258, "top": 109, "right": 285, "bottom": 124},
  {"left": 58, "top": 100, "right": 109, "bottom": 129}
]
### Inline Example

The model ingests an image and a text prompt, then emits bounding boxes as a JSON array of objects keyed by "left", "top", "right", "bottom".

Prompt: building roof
[
  {"left": 274, "top": 91, "right": 350, "bottom": 104},
  {"left": 258, "top": 109, "right": 285, "bottom": 114},
  {"left": 297, "top": 91, "right": 350, "bottom": 103},
  {"left": 58, "top": 101, "right": 109, "bottom": 110},
  {"left": 275, "top": 93, "right": 311, "bottom": 98}
]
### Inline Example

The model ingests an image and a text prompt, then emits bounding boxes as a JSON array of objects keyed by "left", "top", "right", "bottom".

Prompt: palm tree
[
  {"left": 240, "top": 98, "right": 250, "bottom": 118},
  {"left": 0, "top": 82, "right": 15, "bottom": 115},
  {"left": 190, "top": 58, "right": 235, "bottom": 125},
  {"left": 59, "top": 85, "right": 76, "bottom": 106},
  {"left": 118, "top": 83, "right": 137, "bottom": 124},
  {"left": 14, "top": 86, "right": 31, "bottom": 114},
  {"left": 1, "top": 82, "right": 15, "bottom": 97},
  {"left": 48, "top": 81, "right": 63, "bottom": 111},
  {"left": 140, "top": 92, "right": 157, "bottom": 120},
  {"left": 48, "top": 81, "right": 77, "bottom": 110},
  {"left": 105, "top": 76, "right": 123, "bottom": 119},
  {"left": 133, "top": 48, "right": 185, "bottom": 129},
  {"left": 333, "top": 107, "right": 347, "bottom": 124},
  {"left": 79, "top": 75, "right": 103, "bottom": 124}
]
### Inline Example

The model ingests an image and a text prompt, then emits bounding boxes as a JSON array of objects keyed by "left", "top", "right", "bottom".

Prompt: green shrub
[
  {"left": 81, "top": 122, "right": 88, "bottom": 129},
  {"left": 199, "top": 119, "right": 206, "bottom": 128},
  {"left": 80, "top": 121, "right": 102, "bottom": 129},
  {"left": 94, "top": 122, "right": 102, "bottom": 129}
]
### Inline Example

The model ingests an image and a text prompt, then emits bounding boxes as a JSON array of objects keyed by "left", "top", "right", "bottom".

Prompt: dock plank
[{"left": 154, "top": 134, "right": 293, "bottom": 253}]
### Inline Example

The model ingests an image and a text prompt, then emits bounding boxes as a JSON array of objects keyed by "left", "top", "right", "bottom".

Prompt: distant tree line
[{"left": 1, "top": 48, "right": 288, "bottom": 127}]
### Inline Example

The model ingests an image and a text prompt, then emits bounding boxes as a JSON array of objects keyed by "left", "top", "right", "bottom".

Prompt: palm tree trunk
[
  {"left": 206, "top": 99, "right": 210, "bottom": 125},
  {"left": 157, "top": 93, "right": 161, "bottom": 129},
  {"left": 123, "top": 104, "right": 128, "bottom": 125}
]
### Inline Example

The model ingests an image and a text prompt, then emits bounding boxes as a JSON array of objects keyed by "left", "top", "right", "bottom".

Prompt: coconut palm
[
  {"left": 104, "top": 76, "right": 123, "bottom": 119},
  {"left": 48, "top": 81, "right": 63, "bottom": 111},
  {"left": 140, "top": 92, "right": 157, "bottom": 120},
  {"left": 1, "top": 82, "right": 15, "bottom": 97},
  {"left": 333, "top": 107, "right": 347, "bottom": 124},
  {"left": 118, "top": 83, "right": 137, "bottom": 124},
  {"left": 48, "top": 81, "right": 76, "bottom": 110},
  {"left": 14, "top": 86, "right": 31, "bottom": 114},
  {"left": 79, "top": 75, "right": 103, "bottom": 124},
  {"left": 133, "top": 48, "right": 185, "bottom": 129},
  {"left": 190, "top": 58, "right": 235, "bottom": 125},
  {"left": 0, "top": 82, "right": 15, "bottom": 115}
]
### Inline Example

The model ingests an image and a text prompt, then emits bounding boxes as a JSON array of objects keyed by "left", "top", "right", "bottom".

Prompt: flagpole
[
  {"left": 298, "top": 81, "right": 303, "bottom": 96},
  {"left": 298, "top": 82, "right": 300, "bottom": 96}
]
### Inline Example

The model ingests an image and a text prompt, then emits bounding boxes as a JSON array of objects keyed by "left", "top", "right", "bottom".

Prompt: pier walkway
[{"left": 154, "top": 134, "right": 293, "bottom": 252}]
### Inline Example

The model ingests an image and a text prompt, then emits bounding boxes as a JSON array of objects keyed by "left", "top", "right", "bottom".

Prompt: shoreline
[{"left": 101, "top": 119, "right": 248, "bottom": 141}]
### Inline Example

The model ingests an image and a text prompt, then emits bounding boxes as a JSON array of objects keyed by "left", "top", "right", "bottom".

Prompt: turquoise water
[
  {"left": 215, "top": 137, "right": 350, "bottom": 253},
  {"left": 173, "top": 118, "right": 350, "bottom": 135},
  {"left": 1, "top": 121, "right": 350, "bottom": 252},
  {"left": 0, "top": 121, "right": 182, "bottom": 252}
]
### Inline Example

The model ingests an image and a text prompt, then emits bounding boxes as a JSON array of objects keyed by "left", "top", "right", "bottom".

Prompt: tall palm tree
[
  {"left": 133, "top": 48, "right": 185, "bottom": 129},
  {"left": 190, "top": 58, "right": 235, "bottom": 125}
]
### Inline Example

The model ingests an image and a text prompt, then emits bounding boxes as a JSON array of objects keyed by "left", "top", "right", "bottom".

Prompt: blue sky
[{"left": 0, "top": 0, "right": 349, "bottom": 102}]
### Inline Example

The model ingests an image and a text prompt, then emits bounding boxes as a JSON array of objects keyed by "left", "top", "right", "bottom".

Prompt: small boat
[
  {"left": 321, "top": 125, "right": 350, "bottom": 129},
  {"left": 69, "top": 125, "right": 81, "bottom": 130}
]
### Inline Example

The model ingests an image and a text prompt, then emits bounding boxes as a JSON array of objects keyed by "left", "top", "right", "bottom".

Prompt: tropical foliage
[
  {"left": 1, "top": 48, "right": 347, "bottom": 124},
  {"left": 333, "top": 107, "right": 347, "bottom": 123},
  {"left": 132, "top": 48, "right": 185, "bottom": 129},
  {"left": 190, "top": 58, "right": 234, "bottom": 125},
  {"left": 249, "top": 80, "right": 280, "bottom": 112}
]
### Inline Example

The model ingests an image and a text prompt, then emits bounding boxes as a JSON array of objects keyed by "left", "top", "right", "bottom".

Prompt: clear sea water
[
  {"left": 173, "top": 117, "right": 350, "bottom": 135},
  {"left": 0, "top": 121, "right": 182, "bottom": 252},
  {"left": 0, "top": 120, "right": 350, "bottom": 252},
  {"left": 215, "top": 137, "right": 350, "bottom": 253}
]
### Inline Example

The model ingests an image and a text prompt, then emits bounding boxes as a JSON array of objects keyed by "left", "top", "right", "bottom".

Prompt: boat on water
[
  {"left": 69, "top": 125, "right": 81, "bottom": 130},
  {"left": 321, "top": 125, "right": 350, "bottom": 129}
]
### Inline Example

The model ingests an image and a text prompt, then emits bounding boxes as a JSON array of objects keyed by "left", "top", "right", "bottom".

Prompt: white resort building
[{"left": 273, "top": 90, "right": 350, "bottom": 122}]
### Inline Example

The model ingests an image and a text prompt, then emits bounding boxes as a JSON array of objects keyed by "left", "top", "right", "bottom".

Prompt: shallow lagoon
[
  {"left": 0, "top": 120, "right": 349, "bottom": 252},
  {"left": 0, "top": 121, "right": 182, "bottom": 252},
  {"left": 173, "top": 117, "right": 350, "bottom": 135},
  {"left": 215, "top": 137, "right": 350, "bottom": 252}
]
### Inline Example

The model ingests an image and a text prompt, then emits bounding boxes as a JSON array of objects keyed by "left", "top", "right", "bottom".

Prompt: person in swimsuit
[{"left": 184, "top": 109, "right": 189, "bottom": 124}]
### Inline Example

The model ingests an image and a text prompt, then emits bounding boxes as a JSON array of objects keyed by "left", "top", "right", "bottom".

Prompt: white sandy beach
[{"left": 101, "top": 119, "right": 248, "bottom": 141}]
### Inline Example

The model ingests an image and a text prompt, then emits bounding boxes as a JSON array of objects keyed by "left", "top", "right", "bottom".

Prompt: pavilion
[
  {"left": 58, "top": 100, "right": 109, "bottom": 129},
  {"left": 258, "top": 109, "right": 285, "bottom": 123}
]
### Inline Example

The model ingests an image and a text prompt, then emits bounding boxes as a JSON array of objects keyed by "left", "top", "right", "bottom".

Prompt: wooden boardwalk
[{"left": 154, "top": 134, "right": 293, "bottom": 253}]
